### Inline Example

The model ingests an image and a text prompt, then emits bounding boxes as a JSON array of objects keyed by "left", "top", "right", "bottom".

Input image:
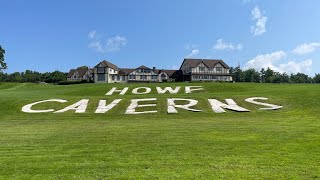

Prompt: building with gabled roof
[
  {"left": 67, "top": 66, "right": 93, "bottom": 82},
  {"left": 179, "top": 58, "right": 232, "bottom": 82},
  {"left": 68, "top": 58, "right": 231, "bottom": 83}
]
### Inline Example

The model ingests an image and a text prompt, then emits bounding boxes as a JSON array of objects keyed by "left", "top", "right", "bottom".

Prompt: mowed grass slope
[{"left": 0, "top": 82, "right": 319, "bottom": 179}]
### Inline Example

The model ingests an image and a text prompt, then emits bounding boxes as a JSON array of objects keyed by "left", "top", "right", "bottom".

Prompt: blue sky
[{"left": 1, "top": 0, "right": 320, "bottom": 76}]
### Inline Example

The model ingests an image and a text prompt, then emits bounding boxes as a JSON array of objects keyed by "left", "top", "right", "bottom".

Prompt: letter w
[{"left": 156, "top": 86, "right": 180, "bottom": 94}]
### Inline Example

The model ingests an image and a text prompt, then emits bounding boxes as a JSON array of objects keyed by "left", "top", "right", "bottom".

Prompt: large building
[
  {"left": 67, "top": 58, "right": 232, "bottom": 83},
  {"left": 66, "top": 66, "right": 93, "bottom": 82},
  {"left": 93, "top": 60, "right": 181, "bottom": 83},
  {"left": 179, "top": 58, "right": 232, "bottom": 82}
]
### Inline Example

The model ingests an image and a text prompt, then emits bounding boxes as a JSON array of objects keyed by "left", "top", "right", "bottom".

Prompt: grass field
[{"left": 0, "top": 82, "right": 319, "bottom": 179}]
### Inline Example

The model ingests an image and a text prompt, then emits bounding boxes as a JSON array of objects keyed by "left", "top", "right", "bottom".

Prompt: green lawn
[{"left": 0, "top": 82, "right": 319, "bottom": 179}]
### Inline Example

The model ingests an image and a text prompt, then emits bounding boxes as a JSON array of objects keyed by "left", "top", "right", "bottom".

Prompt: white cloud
[
  {"left": 213, "top": 39, "right": 243, "bottom": 51},
  {"left": 244, "top": 50, "right": 313, "bottom": 74},
  {"left": 292, "top": 42, "right": 320, "bottom": 55},
  {"left": 88, "top": 30, "right": 96, "bottom": 39},
  {"left": 105, "top": 36, "right": 127, "bottom": 52},
  {"left": 88, "top": 31, "right": 127, "bottom": 53},
  {"left": 185, "top": 44, "right": 199, "bottom": 50},
  {"left": 186, "top": 49, "right": 200, "bottom": 58},
  {"left": 251, "top": 6, "right": 268, "bottom": 36},
  {"left": 244, "top": 51, "right": 287, "bottom": 70},
  {"left": 88, "top": 41, "right": 104, "bottom": 53},
  {"left": 277, "top": 59, "right": 312, "bottom": 74}
]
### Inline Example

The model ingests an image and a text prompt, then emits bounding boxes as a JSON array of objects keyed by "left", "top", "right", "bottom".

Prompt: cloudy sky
[{"left": 1, "top": 0, "right": 320, "bottom": 76}]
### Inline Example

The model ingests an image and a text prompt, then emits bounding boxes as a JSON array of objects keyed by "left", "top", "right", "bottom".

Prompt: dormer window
[
  {"left": 97, "top": 67, "right": 105, "bottom": 74},
  {"left": 216, "top": 67, "right": 222, "bottom": 72},
  {"left": 200, "top": 67, "right": 205, "bottom": 71}
]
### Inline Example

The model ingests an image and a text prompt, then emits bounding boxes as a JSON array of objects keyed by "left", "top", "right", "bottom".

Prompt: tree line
[
  {"left": 0, "top": 70, "right": 66, "bottom": 83},
  {"left": 230, "top": 67, "right": 320, "bottom": 83}
]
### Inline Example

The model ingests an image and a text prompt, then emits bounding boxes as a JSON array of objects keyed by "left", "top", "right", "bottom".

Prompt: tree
[
  {"left": 265, "top": 68, "right": 274, "bottom": 83},
  {"left": 0, "top": 45, "right": 7, "bottom": 70},
  {"left": 290, "top": 73, "right": 311, "bottom": 83},
  {"left": 230, "top": 66, "right": 244, "bottom": 82},
  {"left": 243, "top": 69, "right": 260, "bottom": 82},
  {"left": 314, "top": 74, "right": 320, "bottom": 83},
  {"left": 260, "top": 68, "right": 266, "bottom": 83}
]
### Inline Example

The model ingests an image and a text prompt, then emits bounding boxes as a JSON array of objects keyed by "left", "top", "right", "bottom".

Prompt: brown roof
[
  {"left": 180, "top": 58, "right": 230, "bottom": 69},
  {"left": 95, "top": 60, "right": 120, "bottom": 71},
  {"left": 137, "top": 65, "right": 150, "bottom": 69},
  {"left": 67, "top": 67, "right": 91, "bottom": 78},
  {"left": 118, "top": 68, "right": 134, "bottom": 75},
  {"left": 76, "top": 67, "right": 90, "bottom": 78},
  {"left": 66, "top": 69, "right": 76, "bottom": 78},
  {"left": 153, "top": 69, "right": 178, "bottom": 76},
  {"left": 161, "top": 70, "right": 178, "bottom": 76}
]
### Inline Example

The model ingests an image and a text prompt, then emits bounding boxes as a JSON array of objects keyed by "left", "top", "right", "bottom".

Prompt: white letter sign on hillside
[
  {"left": 132, "top": 87, "right": 152, "bottom": 95},
  {"left": 245, "top": 97, "right": 283, "bottom": 110},
  {"left": 95, "top": 99, "right": 122, "bottom": 113},
  {"left": 125, "top": 98, "right": 157, "bottom": 114},
  {"left": 54, "top": 99, "right": 89, "bottom": 113},
  {"left": 208, "top": 99, "right": 250, "bottom": 113},
  {"left": 22, "top": 99, "right": 67, "bottom": 113},
  {"left": 185, "top": 86, "right": 204, "bottom": 94},
  {"left": 21, "top": 86, "right": 284, "bottom": 115},
  {"left": 106, "top": 87, "right": 129, "bottom": 95},
  {"left": 167, "top": 98, "right": 202, "bottom": 113},
  {"left": 156, "top": 86, "right": 181, "bottom": 94}
]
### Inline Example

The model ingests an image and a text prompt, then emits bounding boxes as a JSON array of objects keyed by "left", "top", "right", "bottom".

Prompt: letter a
[
  {"left": 55, "top": 99, "right": 89, "bottom": 113},
  {"left": 95, "top": 99, "right": 122, "bottom": 113}
]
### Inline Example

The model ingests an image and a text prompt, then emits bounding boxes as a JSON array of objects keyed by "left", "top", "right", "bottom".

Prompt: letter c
[{"left": 21, "top": 99, "right": 68, "bottom": 113}]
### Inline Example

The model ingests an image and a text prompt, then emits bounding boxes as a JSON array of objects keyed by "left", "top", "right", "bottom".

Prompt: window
[
  {"left": 216, "top": 67, "right": 222, "bottom": 72},
  {"left": 141, "top": 75, "right": 147, "bottom": 80},
  {"left": 139, "top": 69, "right": 150, "bottom": 73},
  {"left": 199, "top": 67, "right": 205, "bottom": 71},
  {"left": 161, "top": 74, "right": 167, "bottom": 80},
  {"left": 129, "top": 75, "right": 136, "bottom": 80},
  {"left": 97, "top": 67, "right": 105, "bottom": 74},
  {"left": 122, "top": 76, "right": 126, "bottom": 81},
  {"left": 112, "top": 75, "right": 115, "bottom": 81},
  {"left": 129, "top": 75, "right": 136, "bottom": 79},
  {"left": 152, "top": 75, "right": 158, "bottom": 80},
  {"left": 117, "top": 76, "right": 120, "bottom": 81},
  {"left": 98, "top": 74, "right": 105, "bottom": 81},
  {"left": 194, "top": 75, "right": 198, "bottom": 79},
  {"left": 204, "top": 75, "right": 208, "bottom": 79},
  {"left": 73, "top": 75, "right": 77, "bottom": 79}
]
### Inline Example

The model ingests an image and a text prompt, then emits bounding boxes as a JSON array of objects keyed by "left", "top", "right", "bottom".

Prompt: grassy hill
[{"left": 0, "top": 82, "right": 319, "bottom": 179}]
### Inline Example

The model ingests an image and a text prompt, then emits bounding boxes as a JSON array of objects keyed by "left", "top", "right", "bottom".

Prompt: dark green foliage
[
  {"left": 314, "top": 73, "right": 320, "bottom": 83},
  {"left": 230, "top": 67, "right": 316, "bottom": 83},
  {"left": 0, "top": 70, "right": 66, "bottom": 83},
  {"left": 0, "top": 45, "right": 7, "bottom": 69}
]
